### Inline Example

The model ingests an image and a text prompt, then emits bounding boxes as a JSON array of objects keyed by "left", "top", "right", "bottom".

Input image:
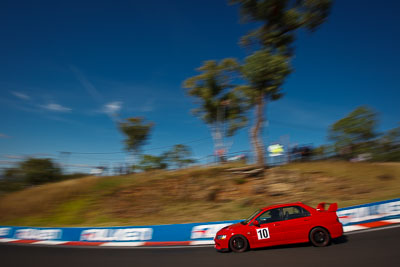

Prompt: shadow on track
[{"left": 219, "top": 235, "right": 349, "bottom": 253}]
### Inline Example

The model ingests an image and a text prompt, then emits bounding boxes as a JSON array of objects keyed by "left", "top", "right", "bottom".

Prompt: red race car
[{"left": 214, "top": 202, "right": 343, "bottom": 252}]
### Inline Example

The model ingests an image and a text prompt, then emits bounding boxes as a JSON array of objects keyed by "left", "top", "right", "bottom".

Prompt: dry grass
[
  {"left": 0, "top": 177, "right": 98, "bottom": 222},
  {"left": 0, "top": 161, "right": 399, "bottom": 227},
  {"left": 280, "top": 161, "right": 400, "bottom": 207}
]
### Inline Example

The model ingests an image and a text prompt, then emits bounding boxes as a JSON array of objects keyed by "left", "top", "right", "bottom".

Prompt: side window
[
  {"left": 301, "top": 207, "right": 311, "bottom": 217},
  {"left": 257, "top": 208, "right": 282, "bottom": 224},
  {"left": 282, "top": 206, "right": 310, "bottom": 220}
]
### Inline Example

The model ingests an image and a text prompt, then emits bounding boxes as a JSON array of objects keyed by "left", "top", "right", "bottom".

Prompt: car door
[
  {"left": 249, "top": 208, "right": 286, "bottom": 248},
  {"left": 280, "top": 206, "right": 311, "bottom": 242}
]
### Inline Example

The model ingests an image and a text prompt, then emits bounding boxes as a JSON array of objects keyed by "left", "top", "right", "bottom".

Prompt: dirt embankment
[{"left": 0, "top": 161, "right": 399, "bottom": 226}]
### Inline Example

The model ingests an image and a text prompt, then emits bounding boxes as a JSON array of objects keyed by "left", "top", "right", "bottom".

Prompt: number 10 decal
[{"left": 256, "top": 227, "right": 270, "bottom": 240}]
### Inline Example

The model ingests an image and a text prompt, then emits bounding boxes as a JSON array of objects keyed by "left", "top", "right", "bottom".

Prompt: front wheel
[
  {"left": 309, "top": 227, "right": 331, "bottom": 247},
  {"left": 229, "top": 235, "right": 248, "bottom": 253}
]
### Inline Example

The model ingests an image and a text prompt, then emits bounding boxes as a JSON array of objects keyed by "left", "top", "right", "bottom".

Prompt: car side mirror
[{"left": 253, "top": 220, "right": 260, "bottom": 227}]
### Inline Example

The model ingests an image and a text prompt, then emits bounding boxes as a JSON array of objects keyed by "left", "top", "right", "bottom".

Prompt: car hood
[{"left": 219, "top": 222, "right": 244, "bottom": 232}]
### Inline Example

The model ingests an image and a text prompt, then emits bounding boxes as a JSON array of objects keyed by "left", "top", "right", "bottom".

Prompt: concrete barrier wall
[{"left": 0, "top": 198, "right": 399, "bottom": 245}]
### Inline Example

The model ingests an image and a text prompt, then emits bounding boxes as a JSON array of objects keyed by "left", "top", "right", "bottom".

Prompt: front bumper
[{"left": 214, "top": 237, "right": 229, "bottom": 251}]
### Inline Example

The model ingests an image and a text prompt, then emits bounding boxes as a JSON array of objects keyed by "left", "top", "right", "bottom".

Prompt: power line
[
  {"left": 2, "top": 118, "right": 328, "bottom": 161},
  {"left": 58, "top": 137, "right": 212, "bottom": 155},
  {"left": 58, "top": 139, "right": 213, "bottom": 161}
]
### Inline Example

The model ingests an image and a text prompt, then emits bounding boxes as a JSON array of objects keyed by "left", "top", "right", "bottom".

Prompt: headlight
[{"left": 216, "top": 235, "right": 227, "bottom": 240}]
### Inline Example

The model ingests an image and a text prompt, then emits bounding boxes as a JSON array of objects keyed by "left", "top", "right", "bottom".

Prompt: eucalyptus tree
[
  {"left": 231, "top": 0, "right": 332, "bottom": 166},
  {"left": 183, "top": 59, "right": 248, "bottom": 158},
  {"left": 378, "top": 124, "right": 400, "bottom": 161},
  {"left": 163, "top": 144, "right": 196, "bottom": 169},
  {"left": 238, "top": 49, "right": 291, "bottom": 165},
  {"left": 119, "top": 117, "right": 154, "bottom": 155},
  {"left": 138, "top": 154, "right": 168, "bottom": 171},
  {"left": 329, "top": 106, "right": 378, "bottom": 158},
  {"left": 231, "top": 0, "right": 332, "bottom": 55},
  {"left": 20, "top": 158, "right": 62, "bottom": 185}
]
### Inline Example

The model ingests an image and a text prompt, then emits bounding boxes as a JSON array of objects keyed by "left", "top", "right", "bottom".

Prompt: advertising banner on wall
[{"left": 337, "top": 198, "right": 400, "bottom": 225}]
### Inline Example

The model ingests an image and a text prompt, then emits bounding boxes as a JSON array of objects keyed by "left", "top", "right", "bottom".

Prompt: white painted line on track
[
  {"left": 100, "top": 242, "right": 145, "bottom": 247},
  {"left": 127, "top": 245, "right": 214, "bottom": 249},
  {"left": 343, "top": 225, "right": 368, "bottom": 232},
  {"left": 34, "top": 241, "right": 67, "bottom": 245},
  {"left": 0, "top": 241, "right": 214, "bottom": 250},
  {"left": 69, "top": 245, "right": 214, "bottom": 250},
  {"left": 190, "top": 240, "right": 215, "bottom": 245},
  {"left": 345, "top": 223, "right": 400, "bottom": 235}
]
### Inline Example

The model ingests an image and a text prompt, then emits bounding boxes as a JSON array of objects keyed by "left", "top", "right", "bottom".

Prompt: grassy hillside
[{"left": 0, "top": 161, "right": 399, "bottom": 227}]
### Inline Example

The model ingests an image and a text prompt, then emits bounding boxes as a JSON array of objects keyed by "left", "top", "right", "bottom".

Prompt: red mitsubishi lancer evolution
[{"left": 214, "top": 202, "right": 343, "bottom": 252}]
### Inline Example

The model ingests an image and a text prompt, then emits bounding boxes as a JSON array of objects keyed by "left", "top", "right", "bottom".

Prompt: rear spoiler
[{"left": 316, "top": 202, "right": 338, "bottom": 212}]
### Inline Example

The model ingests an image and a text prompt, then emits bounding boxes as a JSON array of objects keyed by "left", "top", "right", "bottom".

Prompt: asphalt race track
[{"left": 0, "top": 226, "right": 399, "bottom": 267}]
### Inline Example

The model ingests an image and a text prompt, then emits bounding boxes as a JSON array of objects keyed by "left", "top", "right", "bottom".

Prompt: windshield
[{"left": 241, "top": 209, "right": 262, "bottom": 225}]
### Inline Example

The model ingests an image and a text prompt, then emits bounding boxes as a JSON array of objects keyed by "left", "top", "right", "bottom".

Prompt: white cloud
[
  {"left": 104, "top": 101, "right": 122, "bottom": 114},
  {"left": 3, "top": 154, "right": 23, "bottom": 159},
  {"left": 11, "top": 91, "right": 30, "bottom": 100},
  {"left": 0, "top": 133, "right": 9, "bottom": 138},
  {"left": 41, "top": 103, "right": 72, "bottom": 112}
]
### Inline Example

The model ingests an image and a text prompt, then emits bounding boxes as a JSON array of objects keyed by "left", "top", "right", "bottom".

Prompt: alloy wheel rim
[
  {"left": 233, "top": 238, "right": 244, "bottom": 249},
  {"left": 314, "top": 231, "right": 326, "bottom": 243}
]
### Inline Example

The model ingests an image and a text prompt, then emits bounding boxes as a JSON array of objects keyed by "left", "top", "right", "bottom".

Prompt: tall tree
[
  {"left": 164, "top": 144, "right": 196, "bottom": 169},
  {"left": 4, "top": 168, "right": 22, "bottom": 179},
  {"left": 231, "top": 0, "right": 332, "bottom": 166},
  {"left": 381, "top": 124, "right": 400, "bottom": 147},
  {"left": 231, "top": 0, "right": 332, "bottom": 55},
  {"left": 376, "top": 124, "right": 400, "bottom": 161},
  {"left": 239, "top": 49, "right": 291, "bottom": 166},
  {"left": 137, "top": 154, "right": 168, "bottom": 171},
  {"left": 183, "top": 59, "right": 248, "bottom": 158},
  {"left": 119, "top": 117, "right": 154, "bottom": 155},
  {"left": 329, "top": 106, "right": 378, "bottom": 158},
  {"left": 20, "top": 158, "right": 62, "bottom": 185}
]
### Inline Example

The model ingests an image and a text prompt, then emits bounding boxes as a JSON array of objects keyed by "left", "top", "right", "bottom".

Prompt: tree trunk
[{"left": 251, "top": 93, "right": 266, "bottom": 168}]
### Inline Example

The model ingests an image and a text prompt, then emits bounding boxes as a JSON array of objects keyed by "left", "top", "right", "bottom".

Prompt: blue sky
[{"left": 0, "top": 0, "right": 399, "bottom": 172}]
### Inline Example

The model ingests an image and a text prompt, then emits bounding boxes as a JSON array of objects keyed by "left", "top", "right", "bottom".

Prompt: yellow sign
[{"left": 268, "top": 144, "right": 284, "bottom": 157}]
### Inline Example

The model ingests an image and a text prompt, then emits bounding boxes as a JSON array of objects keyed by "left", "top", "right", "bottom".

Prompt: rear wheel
[
  {"left": 229, "top": 235, "right": 248, "bottom": 253},
  {"left": 309, "top": 227, "right": 331, "bottom": 247}
]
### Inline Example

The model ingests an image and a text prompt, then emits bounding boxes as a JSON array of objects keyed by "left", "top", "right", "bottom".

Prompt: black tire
[
  {"left": 309, "top": 227, "right": 331, "bottom": 247},
  {"left": 229, "top": 235, "right": 248, "bottom": 253}
]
